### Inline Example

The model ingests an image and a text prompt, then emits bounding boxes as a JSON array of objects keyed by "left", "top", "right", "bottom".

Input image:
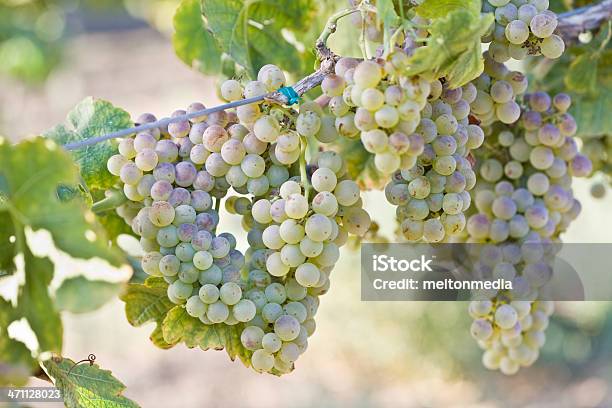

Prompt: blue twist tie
[{"left": 278, "top": 86, "right": 300, "bottom": 105}]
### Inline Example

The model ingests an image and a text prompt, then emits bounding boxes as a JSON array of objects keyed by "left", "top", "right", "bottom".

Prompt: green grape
[
  {"left": 280, "top": 244, "right": 306, "bottom": 267},
  {"left": 278, "top": 342, "right": 300, "bottom": 363},
  {"left": 157, "top": 226, "right": 179, "bottom": 247},
  {"left": 233, "top": 299, "right": 256, "bottom": 322},
  {"left": 295, "top": 263, "right": 320, "bottom": 287},
  {"left": 285, "top": 194, "right": 309, "bottom": 219},
  {"left": 265, "top": 283, "right": 287, "bottom": 304},
  {"left": 296, "top": 111, "right": 321, "bottom": 137},
  {"left": 494, "top": 304, "right": 519, "bottom": 329},
  {"left": 353, "top": 60, "right": 382, "bottom": 88},
  {"left": 274, "top": 315, "right": 301, "bottom": 341},
  {"left": 540, "top": 34, "right": 564, "bottom": 59},
  {"left": 279, "top": 219, "right": 305, "bottom": 245},
  {"left": 168, "top": 280, "right": 192, "bottom": 303},
  {"left": 299, "top": 237, "right": 324, "bottom": 258},
  {"left": 262, "top": 333, "right": 282, "bottom": 353},
  {"left": 241, "top": 326, "right": 264, "bottom": 350},
  {"left": 305, "top": 214, "right": 332, "bottom": 242},
  {"left": 311, "top": 168, "right": 337, "bottom": 192},
  {"left": 251, "top": 349, "right": 275, "bottom": 372},
  {"left": 186, "top": 296, "right": 208, "bottom": 318},
  {"left": 142, "top": 252, "right": 163, "bottom": 276},
  {"left": 262, "top": 302, "right": 283, "bottom": 323},
  {"left": 266, "top": 252, "right": 290, "bottom": 277},
  {"left": 199, "top": 284, "right": 220, "bottom": 304},
  {"left": 241, "top": 154, "right": 266, "bottom": 178},
  {"left": 207, "top": 301, "right": 229, "bottom": 323},
  {"left": 218, "top": 282, "right": 241, "bottom": 306}
]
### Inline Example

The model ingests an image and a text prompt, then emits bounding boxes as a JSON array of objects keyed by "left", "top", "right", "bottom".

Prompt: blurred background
[{"left": 1, "top": 0, "right": 611, "bottom": 407}]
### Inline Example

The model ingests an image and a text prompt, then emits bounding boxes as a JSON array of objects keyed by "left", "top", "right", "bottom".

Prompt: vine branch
[
  {"left": 62, "top": 2, "right": 612, "bottom": 151},
  {"left": 557, "top": 0, "right": 612, "bottom": 43}
]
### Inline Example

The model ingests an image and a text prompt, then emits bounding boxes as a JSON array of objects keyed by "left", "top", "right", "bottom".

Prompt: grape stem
[
  {"left": 299, "top": 136, "right": 311, "bottom": 202},
  {"left": 91, "top": 189, "right": 127, "bottom": 214},
  {"left": 214, "top": 197, "right": 222, "bottom": 213}
]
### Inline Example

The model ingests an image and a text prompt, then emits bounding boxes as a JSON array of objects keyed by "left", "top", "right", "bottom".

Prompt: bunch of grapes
[
  {"left": 321, "top": 53, "right": 432, "bottom": 174},
  {"left": 237, "top": 151, "right": 371, "bottom": 373},
  {"left": 470, "top": 53, "right": 528, "bottom": 126},
  {"left": 462, "top": 91, "right": 592, "bottom": 374},
  {"left": 482, "top": 0, "right": 565, "bottom": 61},
  {"left": 106, "top": 62, "right": 373, "bottom": 374},
  {"left": 106, "top": 106, "right": 258, "bottom": 325},
  {"left": 383, "top": 79, "right": 485, "bottom": 242}
]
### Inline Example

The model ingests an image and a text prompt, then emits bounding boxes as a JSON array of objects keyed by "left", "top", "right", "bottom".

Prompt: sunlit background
[{"left": 1, "top": 1, "right": 611, "bottom": 407}]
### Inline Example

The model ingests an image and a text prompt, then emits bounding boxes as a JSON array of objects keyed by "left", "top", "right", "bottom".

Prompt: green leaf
[
  {"left": 202, "top": 0, "right": 316, "bottom": 77},
  {"left": 0, "top": 298, "right": 36, "bottom": 386},
  {"left": 42, "top": 357, "right": 139, "bottom": 408},
  {"left": 17, "top": 250, "right": 63, "bottom": 353},
  {"left": 149, "top": 323, "right": 176, "bottom": 350},
  {"left": 161, "top": 306, "right": 204, "bottom": 347},
  {"left": 55, "top": 277, "right": 121, "bottom": 314},
  {"left": 405, "top": 10, "right": 493, "bottom": 88},
  {"left": 45, "top": 97, "right": 133, "bottom": 191},
  {"left": 415, "top": 0, "right": 481, "bottom": 18},
  {"left": 120, "top": 278, "right": 174, "bottom": 327},
  {"left": 173, "top": 0, "right": 223, "bottom": 74},
  {"left": 377, "top": 0, "right": 400, "bottom": 55},
  {"left": 571, "top": 91, "right": 612, "bottom": 138},
  {"left": 161, "top": 306, "right": 251, "bottom": 364},
  {"left": 565, "top": 52, "right": 599, "bottom": 94},
  {"left": 0, "top": 137, "right": 122, "bottom": 265},
  {"left": 0, "top": 212, "right": 16, "bottom": 277},
  {"left": 443, "top": 38, "right": 485, "bottom": 88}
]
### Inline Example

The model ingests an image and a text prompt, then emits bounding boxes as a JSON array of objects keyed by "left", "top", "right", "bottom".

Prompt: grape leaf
[
  {"left": 565, "top": 52, "right": 599, "bottom": 94},
  {"left": 17, "top": 249, "right": 63, "bottom": 353},
  {"left": 202, "top": 0, "right": 316, "bottom": 77},
  {"left": 0, "top": 137, "right": 122, "bottom": 265},
  {"left": 0, "top": 298, "right": 36, "bottom": 386},
  {"left": 405, "top": 10, "right": 493, "bottom": 88},
  {"left": 55, "top": 277, "right": 121, "bottom": 314},
  {"left": 173, "top": 0, "right": 223, "bottom": 75},
  {"left": 45, "top": 97, "right": 133, "bottom": 191},
  {"left": 161, "top": 306, "right": 252, "bottom": 364},
  {"left": 120, "top": 277, "right": 178, "bottom": 349},
  {"left": 42, "top": 357, "right": 139, "bottom": 408},
  {"left": 415, "top": 0, "right": 481, "bottom": 18},
  {"left": 149, "top": 324, "right": 176, "bottom": 350},
  {"left": 121, "top": 278, "right": 175, "bottom": 327}
]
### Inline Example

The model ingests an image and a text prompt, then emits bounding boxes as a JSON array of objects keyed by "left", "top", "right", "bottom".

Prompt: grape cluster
[
  {"left": 482, "top": 0, "right": 565, "bottom": 61},
  {"left": 470, "top": 53, "right": 528, "bottom": 126},
  {"left": 106, "top": 107, "right": 256, "bottom": 324},
  {"left": 469, "top": 297, "right": 554, "bottom": 375},
  {"left": 322, "top": 53, "right": 432, "bottom": 174},
  {"left": 237, "top": 151, "right": 371, "bottom": 373},
  {"left": 384, "top": 79, "right": 485, "bottom": 242},
  {"left": 462, "top": 91, "right": 591, "bottom": 374},
  {"left": 107, "top": 63, "right": 373, "bottom": 375}
]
